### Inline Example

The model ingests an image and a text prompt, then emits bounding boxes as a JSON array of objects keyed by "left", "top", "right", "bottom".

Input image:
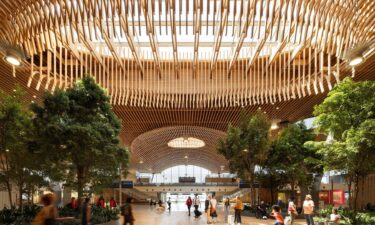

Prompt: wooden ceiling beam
[
  {"left": 169, "top": 0, "right": 179, "bottom": 77},
  {"left": 140, "top": 0, "right": 162, "bottom": 78}
]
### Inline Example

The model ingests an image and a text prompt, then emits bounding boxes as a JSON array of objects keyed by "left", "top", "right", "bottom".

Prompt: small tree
[
  {"left": 217, "top": 112, "right": 270, "bottom": 203},
  {"left": 32, "top": 76, "right": 129, "bottom": 205},
  {"left": 0, "top": 87, "right": 45, "bottom": 207},
  {"left": 305, "top": 78, "right": 375, "bottom": 210}
]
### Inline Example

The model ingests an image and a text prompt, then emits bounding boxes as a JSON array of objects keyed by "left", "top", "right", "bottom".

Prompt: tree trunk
[
  {"left": 6, "top": 182, "right": 13, "bottom": 207},
  {"left": 77, "top": 166, "right": 85, "bottom": 208},
  {"left": 353, "top": 175, "right": 360, "bottom": 212},
  {"left": 18, "top": 182, "right": 23, "bottom": 208}
]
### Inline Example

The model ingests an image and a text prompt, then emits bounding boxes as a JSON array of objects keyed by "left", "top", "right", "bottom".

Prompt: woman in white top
[
  {"left": 303, "top": 194, "right": 315, "bottom": 225},
  {"left": 330, "top": 208, "right": 341, "bottom": 225},
  {"left": 210, "top": 196, "right": 218, "bottom": 223}
]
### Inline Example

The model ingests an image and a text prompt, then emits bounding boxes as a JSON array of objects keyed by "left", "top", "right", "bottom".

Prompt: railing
[{"left": 134, "top": 182, "right": 238, "bottom": 187}]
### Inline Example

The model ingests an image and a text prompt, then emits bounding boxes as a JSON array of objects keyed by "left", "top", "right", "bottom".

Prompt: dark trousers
[
  {"left": 187, "top": 205, "right": 191, "bottom": 215},
  {"left": 234, "top": 209, "right": 242, "bottom": 223},
  {"left": 304, "top": 214, "right": 314, "bottom": 225}
]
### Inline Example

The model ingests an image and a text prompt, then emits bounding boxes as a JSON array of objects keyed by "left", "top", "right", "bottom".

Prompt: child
[
  {"left": 271, "top": 205, "right": 284, "bottom": 225},
  {"left": 330, "top": 208, "right": 341, "bottom": 225}
]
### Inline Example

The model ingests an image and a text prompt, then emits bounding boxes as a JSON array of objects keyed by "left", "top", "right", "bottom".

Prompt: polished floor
[{"left": 120, "top": 203, "right": 308, "bottom": 225}]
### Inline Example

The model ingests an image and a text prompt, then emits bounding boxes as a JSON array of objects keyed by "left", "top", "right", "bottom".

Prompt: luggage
[{"left": 194, "top": 209, "right": 202, "bottom": 217}]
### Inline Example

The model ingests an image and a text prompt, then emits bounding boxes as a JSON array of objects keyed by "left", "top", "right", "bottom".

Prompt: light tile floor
[{"left": 120, "top": 204, "right": 308, "bottom": 225}]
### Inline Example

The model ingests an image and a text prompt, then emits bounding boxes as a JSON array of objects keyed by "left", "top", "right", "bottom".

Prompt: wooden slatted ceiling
[
  {"left": 1, "top": 0, "right": 375, "bottom": 172},
  {"left": 130, "top": 126, "right": 228, "bottom": 172}
]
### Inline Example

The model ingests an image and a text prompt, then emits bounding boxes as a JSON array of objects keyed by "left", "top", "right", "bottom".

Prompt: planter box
[{"left": 95, "top": 219, "right": 120, "bottom": 225}]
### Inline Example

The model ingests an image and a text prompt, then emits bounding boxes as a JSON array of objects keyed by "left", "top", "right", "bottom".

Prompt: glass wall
[{"left": 137, "top": 165, "right": 212, "bottom": 183}]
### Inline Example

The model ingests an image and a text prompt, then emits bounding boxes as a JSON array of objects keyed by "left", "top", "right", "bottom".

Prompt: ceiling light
[
  {"left": 276, "top": 107, "right": 280, "bottom": 110},
  {"left": 349, "top": 56, "right": 364, "bottom": 67},
  {"left": 5, "top": 149, "right": 9, "bottom": 152},
  {"left": 168, "top": 137, "right": 205, "bottom": 148},
  {"left": 5, "top": 55, "right": 21, "bottom": 66},
  {"left": 184, "top": 155, "right": 188, "bottom": 159},
  {"left": 271, "top": 122, "right": 279, "bottom": 130},
  {"left": 243, "top": 149, "right": 248, "bottom": 152},
  {"left": 139, "top": 160, "right": 143, "bottom": 164},
  {"left": 33, "top": 95, "right": 37, "bottom": 98}
]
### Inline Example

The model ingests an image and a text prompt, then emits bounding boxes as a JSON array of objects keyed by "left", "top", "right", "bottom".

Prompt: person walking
[
  {"left": 122, "top": 198, "right": 135, "bottom": 225},
  {"left": 167, "top": 197, "right": 172, "bottom": 212},
  {"left": 193, "top": 195, "right": 201, "bottom": 218},
  {"left": 271, "top": 205, "right": 285, "bottom": 225},
  {"left": 205, "top": 195, "right": 212, "bottom": 224},
  {"left": 32, "top": 193, "right": 58, "bottom": 225},
  {"left": 82, "top": 197, "right": 91, "bottom": 225},
  {"left": 224, "top": 198, "right": 230, "bottom": 223},
  {"left": 303, "top": 194, "right": 315, "bottom": 225},
  {"left": 288, "top": 200, "right": 297, "bottom": 225},
  {"left": 186, "top": 196, "right": 193, "bottom": 216},
  {"left": 210, "top": 195, "right": 218, "bottom": 223},
  {"left": 234, "top": 196, "right": 243, "bottom": 225}
]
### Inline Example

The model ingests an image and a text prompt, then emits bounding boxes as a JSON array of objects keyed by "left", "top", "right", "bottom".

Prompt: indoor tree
[
  {"left": 0, "top": 87, "right": 46, "bottom": 207},
  {"left": 271, "top": 123, "right": 322, "bottom": 200},
  {"left": 217, "top": 112, "right": 270, "bottom": 203},
  {"left": 32, "top": 76, "right": 129, "bottom": 205},
  {"left": 305, "top": 78, "right": 375, "bottom": 210}
]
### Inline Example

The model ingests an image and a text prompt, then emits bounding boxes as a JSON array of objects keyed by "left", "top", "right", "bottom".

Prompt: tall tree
[
  {"left": 32, "top": 76, "right": 129, "bottom": 204},
  {"left": 271, "top": 123, "right": 322, "bottom": 198},
  {"left": 256, "top": 142, "right": 289, "bottom": 203},
  {"left": 217, "top": 112, "right": 270, "bottom": 203},
  {"left": 305, "top": 78, "right": 375, "bottom": 210},
  {"left": 0, "top": 87, "right": 45, "bottom": 207}
]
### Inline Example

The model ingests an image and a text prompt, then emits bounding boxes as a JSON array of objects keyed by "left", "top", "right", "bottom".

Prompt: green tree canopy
[
  {"left": 305, "top": 78, "right": 375, "bottom": 210},
  {"left": 32, "top": 76, "right": 129, "bottom": 203},
  {"left": 217, "top": 112, "right": 270, "bottom": 183},
  {"left": 0, "top": 87, "right": 46, "bottom": 207},
  {"left": 271, "top": 123, "right": 321, "bottom": 194}
]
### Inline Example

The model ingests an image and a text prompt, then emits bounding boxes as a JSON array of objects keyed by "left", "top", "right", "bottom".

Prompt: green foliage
[
  {"left": 0, "top": 204, "right": 41, "bottom": 225},
  {"left": 0, "top": 87, "right": 48, "bottom": 206},
  {"left": 306, "top": 78, "right": 375, "bottom": 210},
  {"left": 271, "top": 122, "right": 322, "bottom": 190},
  {"left": 90, "top": 205, "right": 119, "bottom": 224},
  {"left": 217, "top": 112, "right": 270, "bottom": 182},
  {"left": 313, "top": 78, "right": 375, "bottom": 140},
  {"left": 58, "top": 206, "right": 80, "bottom": 218},
  {"left": 31, "top": 76, "right": 129, "bottom": 201}
]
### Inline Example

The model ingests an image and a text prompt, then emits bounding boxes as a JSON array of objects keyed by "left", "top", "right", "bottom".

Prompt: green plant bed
[
  {"left": 0, "top": 204, "right": 42, "bottom": 225},
  {"left": 91, "top": 205, "right": 119, "bottom": 225}
]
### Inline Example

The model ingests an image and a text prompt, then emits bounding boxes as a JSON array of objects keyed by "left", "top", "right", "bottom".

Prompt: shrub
[
  {"left": 91, "top": 205, "right": 119, "bottom": 224},
  {"left": 0, "top": 204, "right": 41, "bottom": 225}
]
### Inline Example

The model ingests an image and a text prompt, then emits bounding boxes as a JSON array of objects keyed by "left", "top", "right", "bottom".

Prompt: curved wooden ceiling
[
  {"left": 130, "top": 126, "right": 228, "bottom": 172},
  {"left": 0, "top": 0, "right": 375, "bottom": 172}
]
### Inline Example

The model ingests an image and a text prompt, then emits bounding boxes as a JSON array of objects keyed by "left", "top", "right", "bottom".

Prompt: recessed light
[
  {"left": 349, "top": 56, "right": 364, "bottom": 67},
  {"left": 139, "top": 160, "right": 144, "bottom": 164},
  {"left": 243, "top": 149, "right": 248, "bottom": 152},
  {"left": 276, "top": 107, "right": 279, "bottom": 110},
  {"left": 5, "top": 56, "right": 21, "bottom": 66},
  {"left": 258, "top": 107, "right": 262, "bottom": 110},
  {"left": 31, "top": 100, "right": 34, "bottom": 103},
  {"left": 33, "top": 95, "right": 37, "bottom": 98},
  {"left": 5, "top": 149, "right": 9, "bottom": 152},
  {"left": 184, "top": 155, "right": 188, "bottom": 159},
  {"left": 271, "top": 122, "right": 279, "bottom": 130}
]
